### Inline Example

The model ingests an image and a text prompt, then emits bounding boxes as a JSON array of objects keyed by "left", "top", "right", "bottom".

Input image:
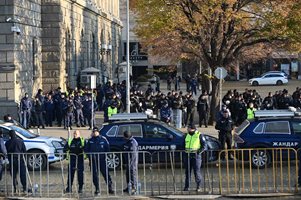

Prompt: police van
[
  {"left": 100, "top": 113, "right": 221, "bottom": 170},
  {"left": 234, "top": 108, "right": 301, "bottom": 168},
  {"left": 0, "top": 122, "right": 65, "bottom": 171}
]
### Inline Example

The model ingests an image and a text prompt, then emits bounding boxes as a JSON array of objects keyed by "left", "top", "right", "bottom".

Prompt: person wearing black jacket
[
  {"left": 6, "top": 130, "right": 30, "bottom": 193},
  {"left": 64, "top": 98, "right": 74, "bottom": 130},
  {"left": 197, "top": 96, "right": 209, "bottom": 128},
  {"left": 0, "top": 129, "right": 7, "bottom": 181},
  {"left": 34, "top": 97, "right": 45, "bottom": 129},
  {"left": 215, "top": 110, "right": 234, "bottom": 153},
  {"left": 185, "top": 95, "right": 196, "bottom": 127},
  {"left": 64, "top": 130, "right": 85, "bottom": 193},
  {"left": 123, "top": 131, "right": 139, "bottom": 195}
]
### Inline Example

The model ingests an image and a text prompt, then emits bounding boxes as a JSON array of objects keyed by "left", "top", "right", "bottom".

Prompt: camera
[{"left": 11, "top": 26, "right": 21, "bottom": 35}]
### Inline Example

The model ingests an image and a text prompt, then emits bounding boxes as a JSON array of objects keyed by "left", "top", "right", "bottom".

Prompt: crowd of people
[{"left": 16, "top": 73, "right": 301, "bottom": 132}]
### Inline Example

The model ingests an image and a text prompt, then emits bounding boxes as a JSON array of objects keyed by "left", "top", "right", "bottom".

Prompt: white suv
[
  {"left": 0, "top": 123, "right": 65, "bottom": 170},
  {"left": 249, "top": 72, "right": 288, "bottom": 86}
]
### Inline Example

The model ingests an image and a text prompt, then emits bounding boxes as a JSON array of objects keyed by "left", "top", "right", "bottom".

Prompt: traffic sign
[{"left": 214, "top": 67, "right": 227, "bottom": 79}]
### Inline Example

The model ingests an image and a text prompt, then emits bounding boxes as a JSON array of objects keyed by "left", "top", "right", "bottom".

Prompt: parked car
[
  {"left": 100, "top": 118, "right": 221, "bottom": 170},
  {"left": 0, "top": 122, "right": 65, "bottom": 170},
  {"left": 263, "top": 71, "right": 289, "bottom": 79},
  {"left": 234, "top": 109, "right": 301, "bottom": 168},
  {"left": 249, "top": 72, "right": 288, "bottom": 86}
]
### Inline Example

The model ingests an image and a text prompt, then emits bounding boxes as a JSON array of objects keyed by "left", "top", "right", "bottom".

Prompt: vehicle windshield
[
  {"left": 9, "top": 126, "right": 38, "bottom": 139},
  {"left": 161, "top": 123, "right": 183, "bottom": 137},
  {"left": 235, "top": 120, "right": 250, "bottom": 135}
]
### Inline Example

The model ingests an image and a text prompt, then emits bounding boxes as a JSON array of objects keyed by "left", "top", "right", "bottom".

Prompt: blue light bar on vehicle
[
  {"left": 109, "top": 113, "right": 149, "bottom": 121},
  {"left": 254, "top": 110, "right": 295, "bottom": 118}
]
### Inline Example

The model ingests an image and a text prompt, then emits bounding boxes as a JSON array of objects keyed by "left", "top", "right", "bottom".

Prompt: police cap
[
  {"left": 123, "top": 130, "right": 132, "bottom": 139},
  {"left": 92, "top": 127, "right": 99, "bottom": 132},
  {"left": 188, "top": 124, "right": 196, "bottom": 130}
]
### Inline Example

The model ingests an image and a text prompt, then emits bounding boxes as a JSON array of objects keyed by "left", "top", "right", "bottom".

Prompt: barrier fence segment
[
  {"left": 218, "top": 148, "right": 298, "bottom": 195},
  {"left": 0, "top": 149, "right": 299, "bottom": 198}
]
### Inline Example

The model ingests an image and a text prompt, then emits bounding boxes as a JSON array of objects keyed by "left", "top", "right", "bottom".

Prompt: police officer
[
  {"left": 74, "top": 93, "right": 85, "bottom": 127},
  {"left": 215, "top": 110, "right": 234, "bottom": 155},
  {"left": 123, "top": 131, "right": 138, "bottom": 194},
  {"left": 185, "top": 95, "right": 196, "bottom": 126},
  {"left": 82, "top": 95, "right": 93, "bottom": 130},
  {"left": 160, "top": 100, "right": 172, "bottom": 124},
  {"left": 184, "top": 124, "right": 206, "bottom": 192},
  {"left": 34, "top": 96, "right": 45, "bottom": 129},
  {"left": 197, "top": 95, "right": 209, "bottom": 128},
  {"left": 85, "top": 127, "right": 114, "bottom": 195},
  {"left": 107, "top": 102, "right": 118, "bottom": 120},
  {"left": 64, "top": 130, "right": 85, "bottom": 193},
  {"left": 53, "top": 88, "right": 63, "bottom": 127},
  {"left": 0, "top": 129, "right": 7, "bottom": 181},
  {"left": 246, "top": 102, "right": 257, "bottom": 120},
  {"left": 6, "top": 130, "right": 30, "bottom": 193},
  {"left": 64, "top": 97, "right": 74, "bottom": 130},
  {"left": 44, "top": 95, "right": 54, "bottom": 127},
  {"left": 20, "top": 93, "right": 32, "bottom": 129}
]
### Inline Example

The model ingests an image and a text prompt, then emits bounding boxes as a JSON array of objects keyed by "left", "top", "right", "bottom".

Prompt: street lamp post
[{"left": 126, "top": 0, "right": 131, "bottom": 113}]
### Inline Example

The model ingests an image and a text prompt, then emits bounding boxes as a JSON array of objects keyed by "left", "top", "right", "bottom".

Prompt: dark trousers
[
  {"left": 21, "top": 110, "right": 31, "bottom": 129},
  {"left": 185, "top": 110, "right": 195, "bottom": 126},
  {"left": 65, "top": 112, "right": 73, "bottom": 128},
  {"left": 191, "top": 86, "right": 197, "bottom": 95},
  {"left": 91, "top": 156, "right": 112, "bottom": 190},
  {"left": 45, "top": 110, "right": 53, "bottom": 126},
  {"left": 218, "top": 131, "right": 232, "bottom": 150},
  {"left": 84, "top": 113, "right": 93, "bottom": 129},
  {"left": 10, "top": 157, "right": 27, "bottom": 191},
  {"left": 198, "top": 112, "right": 208, "bottom": 127},
  {"left": 55, "top": 108, "right": 63, "bottom": 126},
  {"left": 35, "top": 112, "right": 45, "bottom": 128},
  {"left": 219, "top": 131, "right": 232, "bottom": 160},
  {"left": 66, "top": 155, "right": 84, "bottom": 190},
  {"left": 126, "top": 162, "right": 138, "bottom": 189},
  {"left": 75, "top": 109, "right": 84, "bottom": 126},
  {"left": 184, "top": 153, "right": 202, "bottom": 189}
]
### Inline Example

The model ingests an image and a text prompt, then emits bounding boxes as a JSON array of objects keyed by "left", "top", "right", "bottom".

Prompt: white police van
[{"left": 0, "top": 123, "right": 65, "bottom": 171}]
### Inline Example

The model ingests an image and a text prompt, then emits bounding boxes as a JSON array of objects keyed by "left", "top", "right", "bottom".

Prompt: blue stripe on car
[{"left": 23, "top": 140, "right": 45, "bottom": 143}]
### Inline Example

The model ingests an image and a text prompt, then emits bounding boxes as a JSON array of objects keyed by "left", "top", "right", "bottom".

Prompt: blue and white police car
[
  {"left": 0, "top": 122, "right": 65, "bottom": 170},
  {"left": 234, "top": 109, "right": 301, "bottom": 168},
  {"left": 100, "top": 113, "right": 221, "bottom": 169}
]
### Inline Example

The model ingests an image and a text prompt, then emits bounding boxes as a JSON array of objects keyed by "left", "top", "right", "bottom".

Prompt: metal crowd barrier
[
  {"left": 218, "top": 148, "right": 298, "bottom": 195},
  {"left": 0, "top": 148, "right": 298, "bottom": 198}
]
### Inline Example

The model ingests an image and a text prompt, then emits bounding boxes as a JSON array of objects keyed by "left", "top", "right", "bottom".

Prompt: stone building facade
[{"left": 0, "top": 0, "right": 122, "bottom": 118}]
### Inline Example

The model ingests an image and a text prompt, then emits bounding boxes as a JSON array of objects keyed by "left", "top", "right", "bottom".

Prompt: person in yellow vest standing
[
  {"left": 184, "top": 124, "right": 206, "bottom": 192},
  {"left": 247, "top": 102, "right": 257, "bottom": 120},
  {"left": 64, "top": 130, "right": 85, "bottom": 193},
  {"left": 107, "top": 102, "right": 118, "bottom": 120}
]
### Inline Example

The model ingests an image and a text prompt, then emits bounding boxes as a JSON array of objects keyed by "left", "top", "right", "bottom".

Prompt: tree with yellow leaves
[{"left": 132, "top": 0, "right": 301, "bottom": 123}]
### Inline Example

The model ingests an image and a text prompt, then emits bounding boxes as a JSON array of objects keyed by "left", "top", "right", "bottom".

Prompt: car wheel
[
  {"left": 276, "top": 80, "right": 283, "bottom": 85},
  {"left": 252, "top": 81, "right": 259, "bottom": 86},
  {"left": 27, "top": 150, "right": 47, "bottom": 171},
  {"left": 251, "top": 150, "right": 270, "bottom": 169},
  {"left": 106, "top": 152, "right": 121, "bottom": 170}
]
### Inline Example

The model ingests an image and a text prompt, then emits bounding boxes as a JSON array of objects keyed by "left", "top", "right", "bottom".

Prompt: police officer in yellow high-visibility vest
[
  {"left": 184, "top": 124, "right": 206, "bottom": 192},
  {"left": 247, "top": 102, "right": 257, "bottom": 120},
  {"left": 64, "top": 130, "right": 85, "bottom": 193}
]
